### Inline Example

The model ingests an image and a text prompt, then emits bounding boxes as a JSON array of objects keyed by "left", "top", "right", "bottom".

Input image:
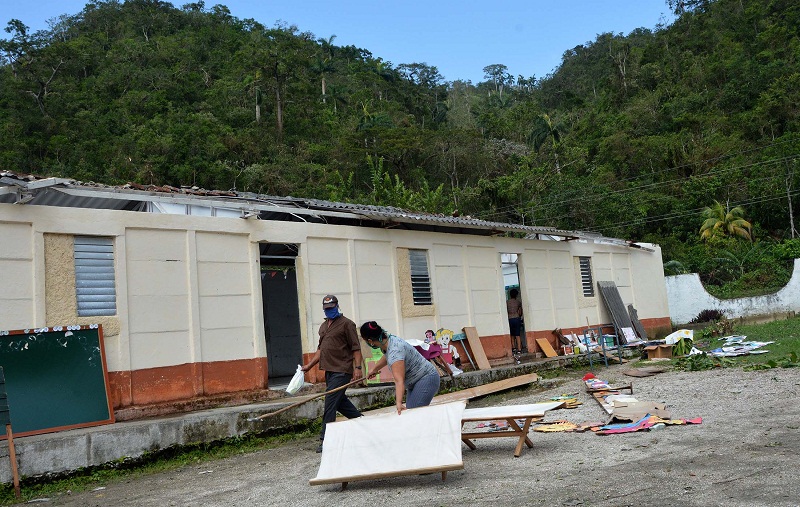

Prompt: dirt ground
[{"left": 36, "top": 364, "right": 800, "bottom": 507}]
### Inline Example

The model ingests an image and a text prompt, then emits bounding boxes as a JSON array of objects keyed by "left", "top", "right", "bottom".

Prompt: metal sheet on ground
[{"left": 596, "top": 281, "right": 637, "bottom": 341}]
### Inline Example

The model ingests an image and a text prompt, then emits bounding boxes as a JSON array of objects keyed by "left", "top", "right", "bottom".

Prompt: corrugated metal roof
[{"left": 0, "top": 169, "right": 646, "bottom": 247}]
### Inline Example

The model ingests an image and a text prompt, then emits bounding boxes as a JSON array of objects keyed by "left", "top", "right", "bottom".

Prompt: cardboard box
[{"left": 644, "top": 344, "right": 672, "bottom": 359}]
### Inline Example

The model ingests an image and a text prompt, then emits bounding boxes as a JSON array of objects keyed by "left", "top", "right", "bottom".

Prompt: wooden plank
[
  {"left": 309, "top": 464, "right": 463, "bottom": 485},
  {"left": 360, "top": 372, "right": 540, "bottom": 416},
  {"left": 430, "top": 373, "right": 539, "bottom": 405},
  {"left": 535, "top": 338, "right": 558, "bottom": 358},
  {"left": 462, "top": 327, "right": 491, "bottom": 370},
  {"left": 6, "top": 424, "right": 20, "bottom": 498}
]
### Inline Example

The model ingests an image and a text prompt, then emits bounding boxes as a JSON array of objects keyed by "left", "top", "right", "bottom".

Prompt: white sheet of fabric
[
  {"left": 312, "top": 401, "right": 466, "bottom": 483},
  {"left": 461, "top": 401, "right": 564, "bottom": 420},
  {"left": 664, "top": 329, "right": 693, "bottom": 345}
]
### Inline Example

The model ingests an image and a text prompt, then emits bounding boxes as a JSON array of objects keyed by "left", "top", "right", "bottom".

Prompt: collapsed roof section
[{"left": 0, "top": 170, "right": 650, "bottom": 249}]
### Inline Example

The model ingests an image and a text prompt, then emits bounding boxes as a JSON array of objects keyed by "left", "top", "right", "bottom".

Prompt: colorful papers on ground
[
  {"left": 710, "top": 335, "right": 773, "bottom": 357},
  {"left": 594, "top": 414, "right": 702, "bottom": 435}
]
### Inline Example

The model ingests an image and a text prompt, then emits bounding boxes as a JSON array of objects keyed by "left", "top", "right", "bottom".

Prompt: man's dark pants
[{"left": 320, "top": 371, "right": 362, "bottom": 441}]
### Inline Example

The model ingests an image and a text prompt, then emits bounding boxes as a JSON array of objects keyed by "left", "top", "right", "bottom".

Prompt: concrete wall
[
  {"left": 665, "top": 259, "right": 800, "bottom": 325},
  {"left": 0, "top": 202, "right": 671, "bottom": 410}
]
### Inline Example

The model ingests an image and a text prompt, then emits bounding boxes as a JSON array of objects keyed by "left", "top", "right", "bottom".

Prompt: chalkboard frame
[{"left": 0, "top": 324, "right": 115, "bottom": 438}]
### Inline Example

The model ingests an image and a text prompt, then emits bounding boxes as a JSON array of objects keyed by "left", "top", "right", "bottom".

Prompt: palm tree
[
  {"left": 699, "top": 200, "right": 752, "bottom": 241},
  {"left": 310, "top": 55, "right": 335, "bottom": 103},
  {"left": 314, "top": 35, "right": 337, "bottom": 103},
  {"left": 529, "top": 113, "right": 562, "bottom": 172}
]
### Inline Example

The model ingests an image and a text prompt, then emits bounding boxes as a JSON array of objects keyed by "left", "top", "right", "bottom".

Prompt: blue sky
[{"left": 1, "top": 0, "right": 675, "bottom": 83}]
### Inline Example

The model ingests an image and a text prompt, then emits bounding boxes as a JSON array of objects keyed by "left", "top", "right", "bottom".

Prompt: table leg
[
  {"left": 507, "top": 417, "right": 534, "bottom": 457},
  {"left": 461, "top": 437, "right": 477, "bottom": 450}
]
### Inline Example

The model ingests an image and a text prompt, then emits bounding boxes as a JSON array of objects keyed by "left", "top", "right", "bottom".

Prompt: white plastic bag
[{"left": 285, "top": 365, "right": 305, "bottom": 395}]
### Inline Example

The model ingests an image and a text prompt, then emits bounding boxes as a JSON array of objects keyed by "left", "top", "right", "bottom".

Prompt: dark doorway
[
  {"left": 260, "top": 243, "right": 303, "bottom": 388},
  {"left": 501, "top": 253, "right": 527, "bottom": 354}
]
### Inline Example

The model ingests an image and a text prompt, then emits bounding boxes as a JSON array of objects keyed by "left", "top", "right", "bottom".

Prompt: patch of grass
[
  {"left": 673, "top": 353, "right": 734, "bottom": 371},
  {"left": 0, "top": 424, "right": 321, "bottom": 505},
  {"left": 716, "top": 317, "right": 800, "bottom": 367},
  {"left": 669, "top": 316, "right": 800, "bottom": 371}
]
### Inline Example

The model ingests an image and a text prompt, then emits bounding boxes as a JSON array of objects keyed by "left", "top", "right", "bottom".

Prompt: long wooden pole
[
  {"left": 6, "top": 424, "right": 20, "bottom": 499},
  {"left": 248, "top": 377, "right": 366, "bottom": 421}
]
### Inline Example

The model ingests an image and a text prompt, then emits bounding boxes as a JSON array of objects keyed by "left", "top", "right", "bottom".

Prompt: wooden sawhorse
[{"left": 460, "top": 402, "right": 564, "bottom": 457}]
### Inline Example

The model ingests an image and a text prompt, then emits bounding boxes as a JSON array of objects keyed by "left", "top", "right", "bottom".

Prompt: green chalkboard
[
  {"left": 0, "top": 367, "right": 10, "bottom": 426},
  {"left": 0, "top": 325, "right": 114, "bottom": 437}
]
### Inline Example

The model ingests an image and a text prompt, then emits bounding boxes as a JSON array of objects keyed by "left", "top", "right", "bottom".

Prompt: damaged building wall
[{"left": 0, "top": 202, "right": 671, "bottom": 413}]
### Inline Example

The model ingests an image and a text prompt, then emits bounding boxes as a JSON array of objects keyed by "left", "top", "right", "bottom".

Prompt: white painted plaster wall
[
  {"left": 0, "top": 203, "right": 670, "bottom": 374},
  {"left": 0, "top": 222, "right": 34, "bottom": 330},
  {"left": 665, "top": 259, "right": 800, "bottom": 325}
]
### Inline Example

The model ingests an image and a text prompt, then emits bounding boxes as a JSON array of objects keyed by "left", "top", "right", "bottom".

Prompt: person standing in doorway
[
  {"left": 301, "top": 295, "right": 364, "bottom": 453},
  {"left": 506, "top": 288, "right": 524, "bottom": 355}
]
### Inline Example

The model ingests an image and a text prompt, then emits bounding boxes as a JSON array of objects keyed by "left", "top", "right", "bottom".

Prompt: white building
[{"left": 0, "top": 171, "right": 671, "bottom": 415}]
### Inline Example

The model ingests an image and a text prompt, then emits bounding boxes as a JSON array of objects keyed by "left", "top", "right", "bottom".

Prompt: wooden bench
[{"left": 460, "top": 401, "right": 564, "bottom": 457}]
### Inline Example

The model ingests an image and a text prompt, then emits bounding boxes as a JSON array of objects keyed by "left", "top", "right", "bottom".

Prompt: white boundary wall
[{"left": 665, "top": 259, "right": 800, "bottom": 325}]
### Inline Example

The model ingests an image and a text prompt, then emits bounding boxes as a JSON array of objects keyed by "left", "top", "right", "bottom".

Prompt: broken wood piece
[
  {"left": 5, "top": 424, "right": 19, "bottom": 498},
  {"left": 622, "top": 366, "right": 667, "bottom": 378},
  {"left": 462, "top": 327, "right": 491, "bottom": 370},
  {"left": 535, "top": 338, "right": 558, "bottom": 358}
]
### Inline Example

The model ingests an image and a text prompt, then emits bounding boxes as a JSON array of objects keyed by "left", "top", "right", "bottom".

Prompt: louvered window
[
  {"left": 579, "top": 256, "right": 594, "bottom": 297},
  {"left": 74, "top": 236, "right": 117, "bottom": 316},
  {"left": 409, "top": 249, "right": 432, "bottom": 305}
]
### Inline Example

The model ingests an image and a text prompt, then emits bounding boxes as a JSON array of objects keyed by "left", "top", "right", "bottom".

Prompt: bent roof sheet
[{"left": 1, "top": 170, "right": 639, "bottom": 245}]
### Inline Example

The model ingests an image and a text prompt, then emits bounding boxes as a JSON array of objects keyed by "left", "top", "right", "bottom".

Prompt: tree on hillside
[
  {"left": 313, "top": 34, "right": 336, "bottom": 103},
  {"left": 699, "top": 200, "right": 753, "bottom": 241},
  {"left": 482, "top": 64, "right": 513, "bottom": 97},
  {"left": 529, "top": 113, "right": 562, "bottom": 172}
]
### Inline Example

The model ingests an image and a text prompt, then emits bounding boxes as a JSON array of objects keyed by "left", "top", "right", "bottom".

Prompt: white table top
[{"left": 461, "top": 401, "right": 564, "bottom": 421}]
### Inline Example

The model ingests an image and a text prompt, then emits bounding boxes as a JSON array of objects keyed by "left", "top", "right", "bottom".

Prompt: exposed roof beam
[{"left": 52, "top": 187, "right": 364, "bottom": 221}]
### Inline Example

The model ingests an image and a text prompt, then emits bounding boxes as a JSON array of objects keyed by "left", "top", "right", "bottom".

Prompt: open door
[
  {"left": 260, "top": 243, "right": 303, "bottom": 387},
  {"left": 501, "top": 253, "right": 527, "bottom": 353}
]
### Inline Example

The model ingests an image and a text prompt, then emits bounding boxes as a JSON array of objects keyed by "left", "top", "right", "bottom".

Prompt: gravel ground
[{"left": 40, "top": 364, "right": 800, "bottom": 507}]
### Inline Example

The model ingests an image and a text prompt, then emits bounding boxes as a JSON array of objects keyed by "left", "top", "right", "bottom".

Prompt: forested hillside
[{"left": 2, "top": 0, "right": 800, "bottom": 297}]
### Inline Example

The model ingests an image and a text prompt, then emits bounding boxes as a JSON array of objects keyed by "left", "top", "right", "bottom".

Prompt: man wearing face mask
[{"left": 301, "top": 295, "right": 364, "bottom": 453}]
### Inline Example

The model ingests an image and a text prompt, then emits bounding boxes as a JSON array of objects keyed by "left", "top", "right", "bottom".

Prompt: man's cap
[{"left": 322, "top": 295, "right": 338, "bottom": 309}]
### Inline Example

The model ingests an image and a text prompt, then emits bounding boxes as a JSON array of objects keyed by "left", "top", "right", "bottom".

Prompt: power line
[
  {"left": 584, "top": 190, "right": 800, "bottom": 236},
  {"left": 476, "top": 142, "right": 800, "bottom": 220},
  {"left": 477, "top": 153, "right": 800, "bottom": 222},
  {"left": 531, "top": 170, "right": 793, "bottom": 227},
  {"left": 480, "top": 137, "right": 800, "bottom": 217}
]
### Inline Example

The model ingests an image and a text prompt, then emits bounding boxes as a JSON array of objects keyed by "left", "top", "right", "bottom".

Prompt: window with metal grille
[
  {"left": 74, "top": 236, "right": 117, "bottom": 316},
  {"left": 408, "top": 249, "right": 433, "bottom": 305},
  {"left": 579, "top": 256, "right": 594, "bottom": 297}
]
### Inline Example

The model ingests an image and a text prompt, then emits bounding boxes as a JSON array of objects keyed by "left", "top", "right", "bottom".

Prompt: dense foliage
[{"left": 2, "top": 0, "right": 800, "bottom": 295}]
